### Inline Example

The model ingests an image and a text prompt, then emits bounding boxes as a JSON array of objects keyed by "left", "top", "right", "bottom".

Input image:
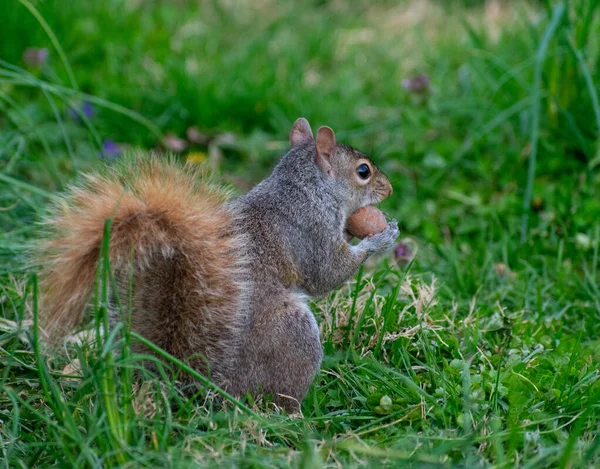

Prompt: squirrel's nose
[{"left": 381, "top": 180, "right": 393, "bottom": 198}]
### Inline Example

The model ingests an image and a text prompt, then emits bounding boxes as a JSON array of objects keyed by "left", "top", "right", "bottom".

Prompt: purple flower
[
  {"left": 394, "top": 241, "right": 414, "bottom": 267},
  {"left": 402, "top": 74, "right": 430, "bottom": 94},
  {"left": 99, "top": 139, "right": 121, "bottom": 160},
  {"left": 23, "top": 48, "right": 49, "bottom": 67},
  {"left": 186, "top": 126, "right": 208, "bottom": 145},
  {"left": 81, "top": 101, "right": 94, "bottom": 118},
  {"left": 395, "top": 243, "right": 411, "bottom": 258},
  {"left": 163, "top": 133, "right": 188, "bottom": 152},
  {"left": 68, "top": 100, "right": 94, "bottom": 122}
]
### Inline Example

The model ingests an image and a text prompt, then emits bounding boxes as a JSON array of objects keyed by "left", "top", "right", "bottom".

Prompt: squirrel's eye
[{"left": 356, "top": 163, "right": 371, "bottom": 180}]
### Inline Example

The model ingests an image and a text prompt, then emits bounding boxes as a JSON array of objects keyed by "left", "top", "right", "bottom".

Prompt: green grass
[{"left": 1, "top": 0, "right": 600, "bottom": 467}]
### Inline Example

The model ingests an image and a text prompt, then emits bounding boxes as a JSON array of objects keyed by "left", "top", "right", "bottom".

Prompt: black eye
[{"left": 356, "top": 163, "right": 371, "bottom": 180}]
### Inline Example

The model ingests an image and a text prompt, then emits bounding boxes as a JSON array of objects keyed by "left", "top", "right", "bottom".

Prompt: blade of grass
[
  {"left": 29, "top": 274, "right": 83, "bottom": 465},
  {"left": 566, "top": 36, "right": 600, "bottom": 138},
  {"left": 559, "top": 387, "right": 600, "bottom": 468},
  {"left": 0, "top": 65, "right": 162, "bottom": 140},
  {"left": 16, "top": 0, "right": 78, "bottom": 91},
  {"left": 520, "top": 3, "right": 566, "bottom": 243},
  {"left": 344, "top": 265, "right": 365, "bottom": 349},
  {"left": 0, "top": 173, "right": 59, "bottom": 200}
]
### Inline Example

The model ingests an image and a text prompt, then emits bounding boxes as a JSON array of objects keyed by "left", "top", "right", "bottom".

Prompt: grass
[{"left": 1, "top": 0, "right": 600, "bottom": 467}]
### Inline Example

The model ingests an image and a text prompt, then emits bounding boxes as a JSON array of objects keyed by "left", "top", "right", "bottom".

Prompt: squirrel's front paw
[{"left": 361, "top": 220, "right": 399, "bottom": 256}]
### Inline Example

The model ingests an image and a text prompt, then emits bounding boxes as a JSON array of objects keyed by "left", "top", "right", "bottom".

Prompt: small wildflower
[
  {"left": 186, "top": 151, "right": 207, "bottom": 164},
  {"left": 402, "top": 74, "right": 430, "bottom": 94},
  {"left": 186, "top": 126, "right": 207, "bottom": 145},
  {"left": 99, "top": 139, "right": 121, "bottom": 160},
  {"left": 576, "top": 233, "right": 593, "bottom": 251},
  {"left": 213, "top": 132, "right": 236, "bottom": 146},
  {"left": 395, "top": 243, "right": 410, "bottom": 258},
  {"left": 495, "top": 262, "right": 516, "bottom": 280},
  {"left": 163, "top": 133, "right": 188, "bottom": 152},
  {"left": 68, "top": 100, "right": 94, "bottom": 121},
  {"left": 394, "top": 240, "right": 415, "bottom": 267},
  {"left": 23, "top": 47, "right": 49, "bottom": 67},
  {"left": 531, "top": 196, "right": 544, "bottom": 213}
]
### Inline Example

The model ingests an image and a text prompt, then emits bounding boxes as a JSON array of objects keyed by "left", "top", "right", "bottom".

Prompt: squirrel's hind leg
[{"left": 235, "top": 289, "right": 323, "bottom": 413}]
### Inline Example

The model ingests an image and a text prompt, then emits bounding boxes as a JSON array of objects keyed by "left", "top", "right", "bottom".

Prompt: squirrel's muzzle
[{"left": 376, "top": 177, "right": 393, "bottom": 201}]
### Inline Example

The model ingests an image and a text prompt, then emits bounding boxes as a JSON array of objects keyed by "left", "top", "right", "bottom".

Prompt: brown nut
[{"left": 346, "top": 205, "right": 387, "bottom": 239}]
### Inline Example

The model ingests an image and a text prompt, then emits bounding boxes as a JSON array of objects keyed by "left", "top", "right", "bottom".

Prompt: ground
[{"left": 0, "top": 0, "right": 599, "bottom": 467}]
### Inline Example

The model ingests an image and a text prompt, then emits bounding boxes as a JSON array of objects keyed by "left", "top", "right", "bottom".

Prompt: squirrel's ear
[
  {"left": 290, "top": 118, "right": 314, "bottom": 148},
  {"left": 315, "top": 126, "right": 336, "bottom": 175}
]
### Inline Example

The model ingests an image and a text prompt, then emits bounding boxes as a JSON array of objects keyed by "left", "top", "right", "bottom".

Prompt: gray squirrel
[{"left": 37, "top": 118, "right": 399, "bottom": 412}]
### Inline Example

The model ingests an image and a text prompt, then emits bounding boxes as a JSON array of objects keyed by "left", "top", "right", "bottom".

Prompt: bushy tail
[{"left": 36, "top": 153, "right": 245, "bottom": 373}]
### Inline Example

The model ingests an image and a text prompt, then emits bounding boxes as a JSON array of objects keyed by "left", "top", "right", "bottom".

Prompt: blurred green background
[
  {"left": 3, "top": 0, "right": 600, "bottom": 252},
  {"left": 1, "top": 0, "right": 600, "bottom": 467}
]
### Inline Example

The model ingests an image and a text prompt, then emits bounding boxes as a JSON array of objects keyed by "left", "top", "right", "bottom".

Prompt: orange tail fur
[{"left": 36, "top": 153, "right": 246, "bottom": 370}]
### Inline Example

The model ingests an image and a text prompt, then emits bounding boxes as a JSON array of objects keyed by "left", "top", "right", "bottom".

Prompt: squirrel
[{"left": 37, "top": 118, "right": 399, "bottom": 412}]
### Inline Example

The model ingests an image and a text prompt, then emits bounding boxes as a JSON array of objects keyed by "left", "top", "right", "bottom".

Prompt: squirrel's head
[{"left": 290, "top": 118, "right": 393, "bottom": 214}]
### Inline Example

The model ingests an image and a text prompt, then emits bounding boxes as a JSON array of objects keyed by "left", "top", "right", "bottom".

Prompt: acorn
[{"left": 346, "top": 206, "right": 387, "bottom": 239}]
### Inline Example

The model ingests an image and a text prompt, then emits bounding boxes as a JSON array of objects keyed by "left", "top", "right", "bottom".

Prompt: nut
[{"left": 346, "top": 206, "right": 387, "bottom": 239}]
